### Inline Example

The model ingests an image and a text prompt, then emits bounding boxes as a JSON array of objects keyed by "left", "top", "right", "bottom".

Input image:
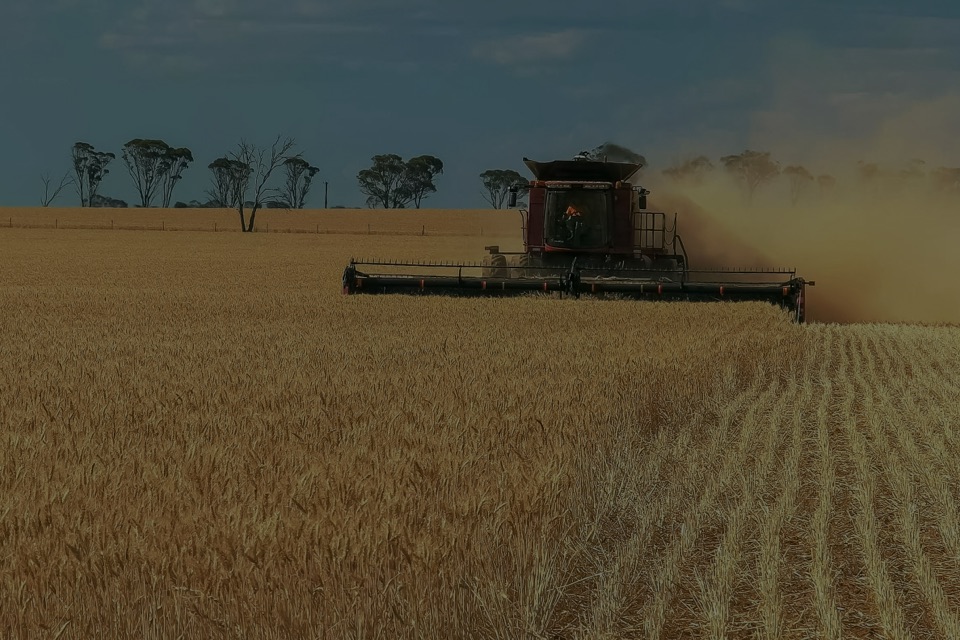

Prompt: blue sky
[{"left": 3, "top": 0, "right": 960, "bottom": 207}]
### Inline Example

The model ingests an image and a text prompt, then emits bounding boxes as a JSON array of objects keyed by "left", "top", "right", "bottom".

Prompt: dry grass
[{"left": 1, "top": 221, "right": 960, "bottom": 638}]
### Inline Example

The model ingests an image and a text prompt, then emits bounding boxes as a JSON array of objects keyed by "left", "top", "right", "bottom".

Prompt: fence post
[
  {"left": 55, "top": 219, "right": 58, "bottom": 229},
  {"left": 162, "top": 221, "right": 165, "bottom": 231},
  {"left": 368, "top": 223, "right": 371, "bottom": 234},
  {"left": 214, "top": 222, "right": 218, "bottom": 232}
]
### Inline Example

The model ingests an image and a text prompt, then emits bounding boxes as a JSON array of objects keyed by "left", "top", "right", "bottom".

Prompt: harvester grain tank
[{"left": 342, "top": 156, "right": 814, "bottom": 321}]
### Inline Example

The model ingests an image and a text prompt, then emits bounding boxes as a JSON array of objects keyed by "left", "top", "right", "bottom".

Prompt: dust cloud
[
  {"left": 650, "top": 175, "right": 960, "bottom": 324},
  {"left": 645, "top": 98, "right": 960, "bottom": 325}
]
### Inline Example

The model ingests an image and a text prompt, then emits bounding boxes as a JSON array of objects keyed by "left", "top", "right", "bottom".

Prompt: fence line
[{"left": 0, "top": 219, "right": 502, "bottom": 238}]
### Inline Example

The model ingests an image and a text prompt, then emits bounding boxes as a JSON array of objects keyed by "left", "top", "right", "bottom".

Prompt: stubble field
[{"left": 2, "top": 217, "right": 960, "bottom": 638}]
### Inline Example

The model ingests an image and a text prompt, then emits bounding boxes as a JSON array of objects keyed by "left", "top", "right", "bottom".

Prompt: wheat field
[{"left": 2, "top": 221, "right": 960, "bottom": 638}]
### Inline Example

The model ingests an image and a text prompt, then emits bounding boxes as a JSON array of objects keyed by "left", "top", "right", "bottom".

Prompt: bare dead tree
[
  {"left": 40, "top": 172, "right": 74, "bottom": 207},
  {"left": 209, "top": 136, "right": 298, "bottom": 231}
]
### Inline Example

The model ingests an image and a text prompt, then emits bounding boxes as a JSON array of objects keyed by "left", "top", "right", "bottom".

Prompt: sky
[{"left": 3, "top": 0, "right": 960, "bottom": 208}]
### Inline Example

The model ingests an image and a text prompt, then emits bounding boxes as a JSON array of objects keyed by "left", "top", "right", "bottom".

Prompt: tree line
[
  {"left": 477, "top": 143, "right": 960, "bottom": 209},
  {"left": 43, "top": 140, "right": 651, "bottom": 217},
  {"left": 43, "top": 138, "right": 320, "bottom": 224},
  {"left": 659, "top": 151, "right": 960, "bottom": 204},
  {"left": 41, "top": 139, "right": 450, "bottom": 231},
  {"left": 40, "top": 138, "right": 960, "bottom": 230}
]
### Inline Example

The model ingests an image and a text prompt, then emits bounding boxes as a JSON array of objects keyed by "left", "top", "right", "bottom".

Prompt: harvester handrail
[
  {"left": 351, "top": 258, "right": 488, "bottom": 268},
  {"left": 685, "top": 267, "right": 796, "bottom": 275},
  {"left": 673, "top": 231, "right": 689, "bottom": 270}
]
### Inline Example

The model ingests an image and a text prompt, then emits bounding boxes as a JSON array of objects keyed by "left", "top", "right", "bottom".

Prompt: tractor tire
[
  {"left": 518, "top": 254, "right": 540, "bottom": 278},
  {"left": 482, "top": 253, "right": 508, "bottom": 278}
]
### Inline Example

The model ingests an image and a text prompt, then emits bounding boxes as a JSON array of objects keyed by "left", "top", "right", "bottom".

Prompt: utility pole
[{"left": 324, "top": 181, "right": 329, "bottom": 208}]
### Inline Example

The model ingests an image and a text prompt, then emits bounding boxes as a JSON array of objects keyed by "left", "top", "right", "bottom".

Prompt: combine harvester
[{"left": 342, "top": 155, "right": 814, "bottom": 321}]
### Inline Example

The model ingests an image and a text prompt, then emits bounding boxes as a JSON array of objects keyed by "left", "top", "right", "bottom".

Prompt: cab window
[{"left": 544, "top": 189, "right": 611, "bottom": 249}]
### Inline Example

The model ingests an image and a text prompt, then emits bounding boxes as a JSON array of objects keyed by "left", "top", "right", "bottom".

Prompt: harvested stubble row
[{"left": 1, "top": 228, "right": 960, "bottom": 639}]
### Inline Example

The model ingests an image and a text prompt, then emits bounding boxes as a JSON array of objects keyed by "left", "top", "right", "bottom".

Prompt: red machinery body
[{"left": 515, "top": 158, "right": 683, "bottom": 271}]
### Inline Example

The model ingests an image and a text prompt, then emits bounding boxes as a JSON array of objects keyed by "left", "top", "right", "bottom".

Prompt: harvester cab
[
  {"left": 504, "top": 157, "right": 687, "bottom": 274},
  {"left": 342, "top": 155, "right": 814, "bottom": 322}
]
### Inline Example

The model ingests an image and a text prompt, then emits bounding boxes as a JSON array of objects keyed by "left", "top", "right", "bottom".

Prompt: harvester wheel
[
  {"left": 518, "top": 254, "right": 540, "bottom": 278},
  {"left": 482, "top": 253, "right": 508, "bottom": 278}
]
